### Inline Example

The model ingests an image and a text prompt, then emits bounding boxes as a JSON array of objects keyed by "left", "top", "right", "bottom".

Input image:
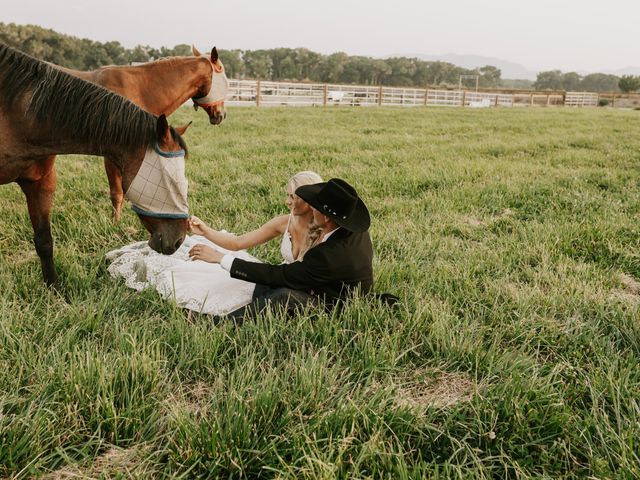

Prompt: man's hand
[
  {"left": 188, "top": 244, "right": 223, "bottom": 263},
  {"left": 188, "top": 216, "right": 209, "bottom": 236}
]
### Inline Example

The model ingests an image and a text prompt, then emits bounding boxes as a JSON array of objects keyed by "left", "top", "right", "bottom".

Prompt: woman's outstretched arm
[{"left": 189, "top": 214, "right": 289, "bottom": 251}]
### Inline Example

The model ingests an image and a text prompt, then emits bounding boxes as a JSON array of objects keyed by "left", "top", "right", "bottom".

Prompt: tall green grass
[{"left": 1, "top": 106, "right": 639, "bottom": 478}]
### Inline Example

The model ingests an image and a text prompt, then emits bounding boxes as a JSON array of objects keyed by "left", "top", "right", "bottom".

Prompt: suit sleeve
[{"left": 229, "top": 247, "right": 332, "bottom": 291}]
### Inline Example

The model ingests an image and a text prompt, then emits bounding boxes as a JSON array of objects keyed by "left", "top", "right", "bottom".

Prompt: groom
[{"left": 189, "top": 178, "right": 373, "bottom": 321}]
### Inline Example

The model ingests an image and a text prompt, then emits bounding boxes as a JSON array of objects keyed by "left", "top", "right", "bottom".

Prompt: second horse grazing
[
  {"left": 59, "top": 45, "right": 229, "bottom": 220},
  {"left": 0, "top": 43, "right": 192, "bottom": 285}
]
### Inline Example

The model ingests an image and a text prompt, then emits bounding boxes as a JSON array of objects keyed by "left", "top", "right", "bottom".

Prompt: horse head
[
  {"left": 125, "top": 115, "right": 192, "bottom": 255},
  {"left": 192, "top": 46, "right": 228, "bottom": 125}
]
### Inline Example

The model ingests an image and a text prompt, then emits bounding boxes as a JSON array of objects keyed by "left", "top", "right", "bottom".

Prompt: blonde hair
[
  {"left": 287, "top": 171, "right": 323, "bottom": 261},
  {"left": 287, "top": 170, "right": 323, "bottom": 191}
]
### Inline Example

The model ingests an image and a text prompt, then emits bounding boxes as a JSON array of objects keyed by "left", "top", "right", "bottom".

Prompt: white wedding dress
[{"left": 105, "top": 218, "right": 296, "bottom": 315}]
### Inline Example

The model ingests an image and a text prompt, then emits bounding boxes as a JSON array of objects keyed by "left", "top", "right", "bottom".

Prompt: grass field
[{"left": 1, "top": 106, "right": 639, "bottom": 478}]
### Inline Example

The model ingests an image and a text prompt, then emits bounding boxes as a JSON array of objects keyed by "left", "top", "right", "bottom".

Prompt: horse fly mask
[
  {"left": 193, "top": 62, "right": 229, "bottom": 108},
  {"left": 126, "top": 144, "right": 189, "bottom": 219}
]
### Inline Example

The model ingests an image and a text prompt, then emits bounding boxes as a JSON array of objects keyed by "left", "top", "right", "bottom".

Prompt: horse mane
[
  {"left": 0, "top": 42, "right": 167, "bottom": 151},
  {"left": 100, "top": 56, "right": 193, "bottom": 72}
]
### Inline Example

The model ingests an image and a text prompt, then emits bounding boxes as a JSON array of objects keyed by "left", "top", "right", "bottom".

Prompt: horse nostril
[
  {"left": 174, "top": 238, "right": 183, "bottom": 252},
  {"left": 149, "top": 233, "right": 162, "bottom": 253}
]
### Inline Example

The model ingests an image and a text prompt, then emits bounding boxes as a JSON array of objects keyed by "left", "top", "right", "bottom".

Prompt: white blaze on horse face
[
  {"left": 193, "top": 60, "right": 229, "bottom": 106},
  {"left": 126, "top": 146, "right": 189, "bottom": 218}
]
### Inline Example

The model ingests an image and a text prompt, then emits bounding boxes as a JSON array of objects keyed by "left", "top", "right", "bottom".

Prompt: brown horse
[
  {"left": 58, "top": 45, "right": 229, "bottom": 221},
  {"left": 0, "top": 43, "right": 192, "bottom": 285}
]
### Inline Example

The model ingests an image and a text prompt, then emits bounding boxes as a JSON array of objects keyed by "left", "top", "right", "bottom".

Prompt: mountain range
[{"left": 389, "top": 53, "right": 640, "bottom": 80}]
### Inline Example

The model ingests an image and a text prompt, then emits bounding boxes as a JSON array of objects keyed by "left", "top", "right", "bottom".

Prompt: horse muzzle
[
  {"left": 136, "top": 214, "right": 188, "bottom": 255},
  {"left": 149, "top": 230, "right": 185, "bottom": 255},
  {"left": 209, "top": 111, "right": 226, "bottom": 125}
]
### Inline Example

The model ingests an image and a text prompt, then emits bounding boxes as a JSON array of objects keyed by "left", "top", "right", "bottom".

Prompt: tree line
[
  {"left": 2, "top": 22, "right": 638, "bottom": 93},
  {"left": 0, "top": 23, "right": 501, "bottom": 88},
  {"left": 533, "top": 70, "right": 639, "bottom": 93}
]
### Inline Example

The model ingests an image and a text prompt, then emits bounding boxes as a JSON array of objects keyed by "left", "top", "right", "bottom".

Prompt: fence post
[
  {"left": 424, "top": 88, "right": 429, "bottom": 106},
  {"left": 530, "top": 93, "right": 534, "bottom": 106},
  {"left": 462, "top": 90, "right": 466, "bottom": 107},
  {"left": 494, "top": 94, "right": 499, "bottom": 107},
  {"left": 378, "top": 86, "right": 383, "bottom": 106},
  {"left": 323, "top": 84, "right": 328, "bottom": 106},
  {"left": 546, "top": 94, "right": 550, "bottom": 106},
  {"left": 256, "top": 80, "right": 261, "bottom": 107},
  {"left": 611, "top": 93, "right": 615, "bottom": 108}
]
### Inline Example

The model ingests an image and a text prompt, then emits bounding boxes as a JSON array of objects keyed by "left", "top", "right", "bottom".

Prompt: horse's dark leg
[
  {"left": 104, "top": 157, "right": 124, "bottom": 222},
  {"left": 18, "top": 164, "right": 58, "bottom": 286}
]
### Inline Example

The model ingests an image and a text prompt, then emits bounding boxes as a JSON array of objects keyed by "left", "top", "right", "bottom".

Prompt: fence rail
[
  {"left": 226, "top": 79, "right": 640, "bottom": 109},
  {"left": 564, "top": 92, "right": 599, "bottom": 107}
]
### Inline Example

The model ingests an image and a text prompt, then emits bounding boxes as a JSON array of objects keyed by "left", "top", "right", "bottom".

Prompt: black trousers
[{"left": 225, "top": 283, "right": 320, "bottom": 324}]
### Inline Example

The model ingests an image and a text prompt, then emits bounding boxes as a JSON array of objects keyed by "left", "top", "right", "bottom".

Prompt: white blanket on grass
[{"left": 105, "top": 235, "right": 258, "bottom": 315}]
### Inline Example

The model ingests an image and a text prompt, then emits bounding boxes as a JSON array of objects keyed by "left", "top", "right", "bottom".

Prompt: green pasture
[{"left": 1, "top": 106, "right": 639, "bottom": 478}]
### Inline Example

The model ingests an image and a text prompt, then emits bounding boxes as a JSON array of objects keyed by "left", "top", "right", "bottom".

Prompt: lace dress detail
[
  {"left": 280, "top": 214, "right": 296, "bottom": 264},
  {"left": 105, "top": 234, "right": 259, "bottom": 315}
]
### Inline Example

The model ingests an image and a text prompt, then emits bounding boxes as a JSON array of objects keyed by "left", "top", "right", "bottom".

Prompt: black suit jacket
[{"left": 229, "top": 228, "right": 374, "bottom": 305}]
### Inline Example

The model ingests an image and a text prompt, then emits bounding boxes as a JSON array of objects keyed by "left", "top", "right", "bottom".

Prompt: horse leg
[
  {"left": 18, "top": 165, "right": 58, "bottom": 286},
  {"left": 104, "top": 157, "right": 124, "bottom": 222}
]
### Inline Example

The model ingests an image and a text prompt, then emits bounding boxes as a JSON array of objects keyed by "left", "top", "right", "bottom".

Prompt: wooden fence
[
  {"left": 226, "top": 79, "right": 639, "bottom": 109},
  {"left": 564, "top": 92, "right": 599, "bottom": 107},
  {"left": 598, "top": 92, "right": 640, "bottom": 108}
]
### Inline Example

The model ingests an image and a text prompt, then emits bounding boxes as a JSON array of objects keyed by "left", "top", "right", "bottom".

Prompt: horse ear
[
  {"left": 174, "top": 121, "right": 192, "bottom": 136},
  {"left": 156, "top": 114, "right": 171, "bottom": 143},
  {"left": 192, "top": 45, "right": 202, "bottom": 56},
  {"left": 211, "top": 47, "right": 218, "bottom": 63}
]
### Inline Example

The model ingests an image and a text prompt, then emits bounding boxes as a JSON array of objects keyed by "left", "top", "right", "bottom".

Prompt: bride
[{"left": 106, "top": 171, "right": 323, "bottom": 315}]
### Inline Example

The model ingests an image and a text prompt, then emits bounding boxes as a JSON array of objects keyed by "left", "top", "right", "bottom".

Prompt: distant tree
[
  {"left": 384, "top": 57, "right": 417, "bottom": 85},
  {"left": 618, "top": 75, "right": 640, "bottom": 93},
  {"left": 580, "top": 73, "right": 619, "bottom": 92},
  {"left": 341, "top": 56, "right": 365, "bottom": 84},
  {"left": 126, "top": 45, "right": 153, "bottom": 64},
  {"left": 455, "top": 67, "right": 483, "bottom": 88},
  {"left": 243, "top": 49, "right": 273, "bottom": 79},
  {"left": 162, "top": 44, "right": 192, "bottom": 57},
  {"left": 269, "top": 47, "right": 294, "bottom": 80},
  {"left": 218, "top": 48, "right": 244, "bottom": 79},
  {"left": 280, "top": 56, "right": 299, "bottom": 81},
  {"left": 317, "top": 52, "right": 348, "bottom": 83},
  {"left": 0, "top": 22, "right": 19, "bottom": 46},
  {"left": 146, "top": 46, "right": 163, "bottom": 60},
  {"left": 295, "top": 48, "right": 323, "bottom": 81},
  {"left": 562, "top": 72, "right": 581, "bottom": 91},
  {"left": 422, "top": 61, "right": 455, "bottom": 86},
  {"left": 499, "top": 79, "right": 534, "bottom": 89},
  {"left": 478, "top": 65, "right": 501, "bottom": 87},
  {"left": 409, "top": 61, "right": 431, "bottom": 86},
  {"left": 534, "top": 70, "right": 565, "bottom": 90},
  {"left": 100, "top": 41, "right": 127, "bottom": 64},
  {"left": 81, "top": 40, "right": 114, "bottom": 69},
  {"left": 1, "top": 23, "right": 81, "bottom": 68}
]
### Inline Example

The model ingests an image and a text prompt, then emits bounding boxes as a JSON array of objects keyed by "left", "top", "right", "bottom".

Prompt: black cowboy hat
[{"left": 296, "top": 178, "right": 370, "bottom": 232}]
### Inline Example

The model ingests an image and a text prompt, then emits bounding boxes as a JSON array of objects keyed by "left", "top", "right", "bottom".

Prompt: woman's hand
[
  {"left": 189, "top": 215, "right": 209, "bottom": 236},
  {"left": 188, "top": 243, "right": 223, "bottom": 263}
]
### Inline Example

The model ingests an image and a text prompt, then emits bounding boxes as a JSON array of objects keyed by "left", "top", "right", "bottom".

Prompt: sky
[{"left": 2, "top": 0, "right": 638, "bottom": 73}]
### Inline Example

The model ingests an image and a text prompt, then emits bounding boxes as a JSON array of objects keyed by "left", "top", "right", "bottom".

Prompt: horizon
[{"left": 2, "top": 0, "right": 638, "bottom": 74}]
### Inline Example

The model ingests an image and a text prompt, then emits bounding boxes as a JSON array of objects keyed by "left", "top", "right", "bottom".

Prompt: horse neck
[
  {"left": 52, "top": 139, "right": 145, "bottom": 166},
  {"left": 19, "top": 121, "right": 147, "bottom": 175},
  {"left": 102, "top": 57, "right": 212, "bottom": 116}
]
